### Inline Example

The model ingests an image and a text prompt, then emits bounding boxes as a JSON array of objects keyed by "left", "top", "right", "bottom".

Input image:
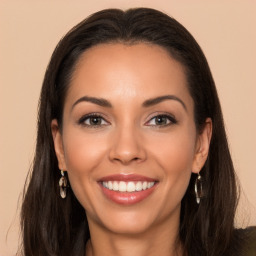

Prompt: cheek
[
  {"left": 63, "top": 129, "right": 108, "bottom": 171},
  {"left": 62, "top": 129, "right": 109, "bottom": 203},
  {"left": 151, "top": 126, "right": 196, "bottom": 171},
  {"left": 149, "top": 127, "right": 196, "bottom": 196},
  {"left": 161, "top": 137, "right": 195, "bottom": 171},
  {"left": 154, "top": 136, "right": 195, "bottom": 220}
]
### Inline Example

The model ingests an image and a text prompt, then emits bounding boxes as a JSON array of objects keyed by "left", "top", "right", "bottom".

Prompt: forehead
[{"left": 66, "top": 43, "right": 193, "bottom": 110}]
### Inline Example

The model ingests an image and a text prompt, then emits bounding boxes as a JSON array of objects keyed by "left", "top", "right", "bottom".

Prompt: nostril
[
  {"left": 109, "top": 133, "right": 147, "bottom": 164},
  {"left": 113, "top": 156, "right": 139, "bottom": 162},
  {"left": 111, "top": 155, "right": 144, "bottom": 165}
]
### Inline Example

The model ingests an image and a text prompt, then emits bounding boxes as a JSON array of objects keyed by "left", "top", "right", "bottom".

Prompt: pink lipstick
[{"left": 98, "top": 174, "right": 158, "bottom": 205}]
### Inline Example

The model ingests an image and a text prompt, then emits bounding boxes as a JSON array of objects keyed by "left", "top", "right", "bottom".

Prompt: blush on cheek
[
  {"left": 156, "top": 136, "right": 195, "bottom": 198},
  {"left": 62, "top": 136, "right": 107, "bottom": 206},
  {"left": 64, "top": 130, "right": 107, "bottom": 169},
  {"left": 160, "top": 142, "right": 195, "bottom": 171}
]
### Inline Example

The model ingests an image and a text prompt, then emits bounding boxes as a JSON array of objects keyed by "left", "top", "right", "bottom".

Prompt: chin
[
  {"left": 88, "top": 201, "right": 180, "bottom": 237},
  {"left": 101, "top": 213, "right": 156, "bottom": 235}
]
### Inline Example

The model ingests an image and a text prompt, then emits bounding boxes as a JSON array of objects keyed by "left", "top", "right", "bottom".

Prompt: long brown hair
[{"left": 21, "top": 8, "right": 241, "bottom": 255}]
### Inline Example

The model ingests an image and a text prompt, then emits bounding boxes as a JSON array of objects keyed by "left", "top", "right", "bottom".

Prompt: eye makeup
[
  {"left": 77, "top": 111, "right": 177, "bottom": 130},
  {"left": 78, "top": 112, "right": 110, "bottom": 129}
]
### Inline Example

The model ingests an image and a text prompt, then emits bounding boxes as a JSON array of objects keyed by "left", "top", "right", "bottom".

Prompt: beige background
[{"left": 0, "top": 0, "right": 255, "bottom": 255}]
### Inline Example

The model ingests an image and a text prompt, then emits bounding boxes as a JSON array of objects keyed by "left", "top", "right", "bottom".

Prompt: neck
[{"left": 85, "top": 210, "right": 183, "bottom": 256}]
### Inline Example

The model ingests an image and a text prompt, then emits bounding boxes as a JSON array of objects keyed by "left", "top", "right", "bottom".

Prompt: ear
[
  {"left": 51, "top": 119, "right": 67, "bottom": 171},
  {"left": 192, "top": 118, "right": 212, "bottom": 174}
]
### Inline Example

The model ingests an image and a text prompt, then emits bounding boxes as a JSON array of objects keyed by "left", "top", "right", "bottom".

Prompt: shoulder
[{"left": 235, "top": 226, "right": 256, "bottom": 256}]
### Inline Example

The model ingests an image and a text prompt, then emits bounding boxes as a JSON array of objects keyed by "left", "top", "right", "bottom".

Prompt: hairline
[{"left": 59, "top": 40, "right": 195, "bottom": 128}]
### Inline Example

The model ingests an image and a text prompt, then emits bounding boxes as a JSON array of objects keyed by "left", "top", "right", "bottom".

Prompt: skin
[{"left": 52, "top": 43, "right": 212, "bottom": 256}]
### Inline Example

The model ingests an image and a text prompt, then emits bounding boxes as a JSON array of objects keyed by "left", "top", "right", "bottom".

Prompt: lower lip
[{"left": 99, "top": 183, "right": 157, "bottom": 205}]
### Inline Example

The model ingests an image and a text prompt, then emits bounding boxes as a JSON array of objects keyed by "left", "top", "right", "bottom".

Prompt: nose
[{"left": 109, "top": 124, "right": 147, "bottom": 165}]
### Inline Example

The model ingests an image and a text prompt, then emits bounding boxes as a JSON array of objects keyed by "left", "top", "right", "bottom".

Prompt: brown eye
[
  {"left": 155, "top": 116, "right": 168, "bottom": 125},
  {"left": 89, "top": 116, "right": 103, "bottom": 125},
  {"left": 79, "top": 114, "right": 108, "bottom": 127},
  {"left": 146, "top": 114, "right": 177, "bottom": 127}
]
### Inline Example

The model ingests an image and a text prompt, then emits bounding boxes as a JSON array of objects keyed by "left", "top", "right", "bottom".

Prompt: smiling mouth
[
  {"left": 98, "top": 174, "right": 158, "bottom": 205},
  {"left": 102, "top": 180, "right": 156, "bottom": 193}
]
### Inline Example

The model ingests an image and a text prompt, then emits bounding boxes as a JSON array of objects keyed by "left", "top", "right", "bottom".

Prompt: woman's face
[{"left": 52, "top": 43, "right": 211, "bottom": 235}]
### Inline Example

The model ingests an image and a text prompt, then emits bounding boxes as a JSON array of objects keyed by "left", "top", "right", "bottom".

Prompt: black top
[{"left": 236, "top": 226, "right": 256, "bottom": 255}]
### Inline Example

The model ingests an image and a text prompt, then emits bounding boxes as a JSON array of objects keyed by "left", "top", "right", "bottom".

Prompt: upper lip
[{"left": 98, "top": 174, "right": 157, "bottom": 182}]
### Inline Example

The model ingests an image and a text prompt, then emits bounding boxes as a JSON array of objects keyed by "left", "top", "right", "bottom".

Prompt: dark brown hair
[{"left": 21, "top": 8, "right": 241, "bottom": 256}]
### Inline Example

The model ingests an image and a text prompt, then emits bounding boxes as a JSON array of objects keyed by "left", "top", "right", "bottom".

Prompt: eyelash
[
  {"left": 78, "top": 113, "right": 109, "bottom": 128},
  {"left": 78, "top": 113, "right": 177, "bottom": 128},
  {"left": 145, "top": 113, "right": 177, "bottom": 127}
]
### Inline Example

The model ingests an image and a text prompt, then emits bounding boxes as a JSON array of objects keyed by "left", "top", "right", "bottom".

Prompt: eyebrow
[
  {"left": 72, "top": 96, "right": 112, "bottom": 110},
  {"left": 142, "top": 95, "right": 187, "bottom": 111},
  {"left": 72, "top": 95, "right": 187, "bottom": 111}
]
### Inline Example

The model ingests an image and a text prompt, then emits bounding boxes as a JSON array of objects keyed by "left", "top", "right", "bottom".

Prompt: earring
[
  {"left": 195, "top": 172, "right": 203, "bottom": 204},
  {"left": 59, "top": 170, "right": 67, "bottom": 199}
]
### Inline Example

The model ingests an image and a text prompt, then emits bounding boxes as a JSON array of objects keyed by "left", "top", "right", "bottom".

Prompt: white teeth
[
  {"left": 119, "top": 181, "right": 126, "bottom": 192},
  {"left": 147, "top": 182, "right": 154, "bottom": 189},
  {"left": 102, "top": 181, "right": 156, "bottom": 192},
  {"left": 113, "top": 181, "right": 119, "bottom": 191},
  {"left": 127, "top": 182, "right": 136, "bottom": 192},
  {"left": 142, "top": 181, "right": 147, "bottom": 190},
  {"left": 135, "top": 181, "right": 142, "bottom": 191},
  {"left": 108, "top": 181, "right": 113, "bottom": 190}
]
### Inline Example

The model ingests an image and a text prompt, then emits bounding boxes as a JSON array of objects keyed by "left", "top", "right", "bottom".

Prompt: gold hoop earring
[
  {"left": 59, "top": 170, "right": 67, "bottom": 199},
  {"left": 195, "top": 172, "right": 203, "bottom": 204}
]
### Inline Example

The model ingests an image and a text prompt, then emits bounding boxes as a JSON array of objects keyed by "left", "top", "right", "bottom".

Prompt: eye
[
  {"left": 146, "top": 114, "right": 177, "bottom": 127},
  {"left": 78, "top": 114, "right": 109, "bottom": 127}
]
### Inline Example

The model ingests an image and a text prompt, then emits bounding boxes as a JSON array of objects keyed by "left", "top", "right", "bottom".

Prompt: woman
[{"left": 20, "top": 8, "right": 255, "bottom": 256}]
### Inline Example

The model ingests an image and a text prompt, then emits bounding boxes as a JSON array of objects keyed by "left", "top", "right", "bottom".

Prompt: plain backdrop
[{"left": 0, "top": 0, "right": 255, "bottom": 255}]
